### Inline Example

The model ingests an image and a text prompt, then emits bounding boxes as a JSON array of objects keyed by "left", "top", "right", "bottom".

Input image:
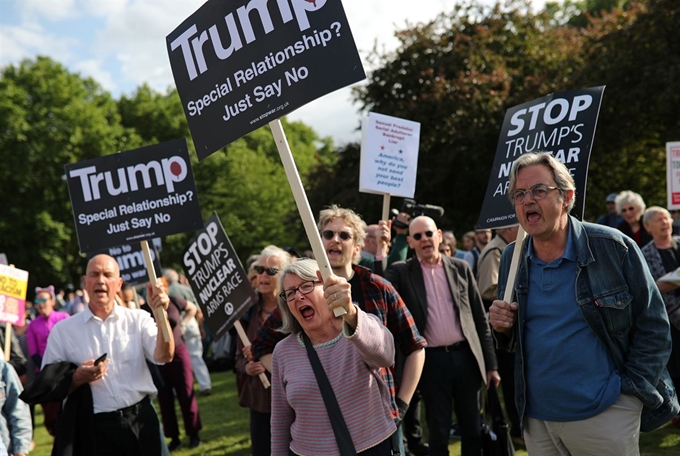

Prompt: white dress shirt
[{"left": 42, "top": 304, "right": 162, "bottom": 413}]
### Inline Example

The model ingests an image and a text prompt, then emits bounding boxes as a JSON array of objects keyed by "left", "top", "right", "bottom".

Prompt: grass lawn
[{"left": 28, "top": 370, "right": 679, "bottom": 455}]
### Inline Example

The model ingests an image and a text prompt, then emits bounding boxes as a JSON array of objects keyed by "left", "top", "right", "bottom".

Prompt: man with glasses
[
  {"left": 387, "top": 216, "right": 499, "bottom": 456},
  {"left": 250, "top": 205, "right": 426, "bottom": 454},
  {"left": 490, "top": 152, "right": 677, "bottom": 455}
]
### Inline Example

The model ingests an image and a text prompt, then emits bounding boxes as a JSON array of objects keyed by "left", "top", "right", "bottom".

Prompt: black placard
[
  {"left": 65, "top": 139, "right": 203, "bottom": 253},
  {"left": 87, "top": 242, "right": 163, "bottom": 286},
  {"left": 166, "top": 0, "right": 365, "bottom": 160},
  {"left": 182, "top": 212, "right": 257, "bottom": 340},
  {"left": 476, "top": 86, "right": 605, "bottom": 230}
]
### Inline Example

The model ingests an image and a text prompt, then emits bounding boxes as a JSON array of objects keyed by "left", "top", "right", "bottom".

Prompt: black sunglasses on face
[
  {"left": 412, "top": 231, "right": 434, "bottom": 241},
  {"left": 254, "top": 265, "right": 279, "bottom": 276},
  {"left": 321, "top": 230, "right": 353, "bottom": 241}
]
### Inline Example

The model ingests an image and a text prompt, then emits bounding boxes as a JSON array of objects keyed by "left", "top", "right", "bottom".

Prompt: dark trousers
[
  {"left": 496, "top": 348, "right": 521, "bottom": 437},
  {"left": 403, "top": 389, "right": 424, "bottom": 447},
  {"left": 93, "top": 397, "right": 162, "bottom": 456},
  {"left": 249, "top": 409, "right": 271, "bottom": 456},
  {"left": 157, "top": 344, "right": 202, "bottom": 439},
  {"left": 421, "top": 346, "right": 482, "bottom": 456},
  {"left": 42, "top": 401, "right": 61, "bottom": 436}
]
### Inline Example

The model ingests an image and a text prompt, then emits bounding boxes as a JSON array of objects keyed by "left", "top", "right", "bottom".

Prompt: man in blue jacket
[
  {"left": 490, "top": 152, "right": 678, "bottom": 455},
  {"left": 0, "top": 358, "right": 31, "bottom": 456}
]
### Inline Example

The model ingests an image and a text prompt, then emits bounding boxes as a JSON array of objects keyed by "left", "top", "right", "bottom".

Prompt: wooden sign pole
[
  {"left": 234, "top": 320, "right": 270, "bottom": 389},
  {"left": 269, "top": 120, "right": 345, "bottom": 317},
  {"left": 140, "top": 240, "right": 172, "bottom": 341}
]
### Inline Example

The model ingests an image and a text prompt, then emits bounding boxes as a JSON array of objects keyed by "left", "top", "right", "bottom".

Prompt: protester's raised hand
[
  {"left": 489, "top": 300, "right": 518, "bottom": 334},
  {"left": 317, "top": 271, "right": 355, "bottom": 323},
  {"left": 377, "top": 219, "right": 392, "bottom": 256},
  {"left": 146, "top": 279, "right": 170, "bottom": 312}
]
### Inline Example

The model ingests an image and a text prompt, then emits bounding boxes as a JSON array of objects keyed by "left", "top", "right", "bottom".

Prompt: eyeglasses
[
  {"left": 322, "top": 230, "right": 353, "bottom": 241},
  {"left": 34, "top": 298, "right": 49, "bottom": 304},
  {"left": 621, "top": 207, "right": 636, "bottom": 213},
  {"left": 412, "top": 231, "right": 434, "bottom": 241},
  {"left": 279, "top": 281, "right": 320, "bottom": 302},
  {"left": 254, "top": 265, "right": 280, "bottom": 276},
  {"left": 510, "top": 184, "right": 560, "bottom": 204}
]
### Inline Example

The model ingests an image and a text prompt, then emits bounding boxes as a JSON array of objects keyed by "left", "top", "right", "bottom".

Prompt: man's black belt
[
  {"left": 94, "top": 396, "right": 150, "bottom": 420},
  {"left": 426, "top": 341, "right": 468, "bottom": 352}
]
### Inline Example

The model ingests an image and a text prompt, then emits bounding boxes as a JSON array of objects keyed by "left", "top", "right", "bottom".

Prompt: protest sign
[
  {"left": 166, "top": 0, "right": 365, "bottom": 160},
  {"left": 88, "top": 242, "right": 163, "bottom": 286},
  {"left": 0, "top": 264, "right": 27, "bottom": 326},
  {"left": 65, "top": 139, "right": 203, "bottom": 253},
  {"left": 182, "top": 212, "right": 256, "bottom": 341},
  {"left": 667, "top": 142, "right": 680, "bottom": 210},
  {"left": 476, "top": 86, "right": 605, "bottom": 230},
  {"left": 360, "top": 112, "right": 420, "bottom": 198}
]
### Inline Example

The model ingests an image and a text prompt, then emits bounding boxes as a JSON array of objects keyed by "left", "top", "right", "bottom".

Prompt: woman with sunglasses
[
  {"left": 26, "top": 285, "right": 69, "bottom": 436},
  {"left": 235, "top": 245, "right": 292, "bottom": 455},
  {"left": 271, "top": 259, "right": 396, "bottom": 456},
  {"left": 615, "top": 190, "right": 653, "bottom": 248}
]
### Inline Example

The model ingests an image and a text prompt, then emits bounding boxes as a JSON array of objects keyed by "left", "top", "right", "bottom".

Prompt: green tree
[
  {"left": 117, "top": 86, "right": 336, "bottom": 268},
  {"left": 573, "top": 0, "right": 680, "bottom": 216},
  {"left": 312, "top": 0, "right": 585, "bottom": 232},
  {"left": 0, "top": 56, "right": 141, "bottom": 290}
]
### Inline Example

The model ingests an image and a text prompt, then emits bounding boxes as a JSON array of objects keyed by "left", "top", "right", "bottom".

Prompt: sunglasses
[
  {"left": 621, "top": 207, "right": 636, "bottom": 213},
  {"left": 34, "top": 298, "right": 49, "bottom": 304},
  {"left": 412, "top": 230, "right": 434, "bottom": 241},
  {"left": 321, "top": 230, "right": 353, "bottom": 241},
  {"left": 254, "top": 265, "right": 280, "bottom": 276}
]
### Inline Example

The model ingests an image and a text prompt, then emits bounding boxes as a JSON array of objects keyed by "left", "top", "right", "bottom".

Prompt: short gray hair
[
  {"left": 276, "top": 259, "right": 320, "bottom": 335},
  {"left": 258, "top": 245, "right": 292, "bottom": 270},
  {"left": 163, "top": 268, "right": 179, "bottom": 284},
  {"left": 615, "top": 191, "right": 646, "bottom": 216},
  {"left": 508, "top": 152, "right": 576, "bottom": 212},
  {"left": 642, "top": 206, "right": 670, "bottom": 226}
]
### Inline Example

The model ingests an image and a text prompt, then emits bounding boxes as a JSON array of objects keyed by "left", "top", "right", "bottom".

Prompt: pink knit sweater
[{"left": 271, "top": 309, "right": 396, "bottom": 455}]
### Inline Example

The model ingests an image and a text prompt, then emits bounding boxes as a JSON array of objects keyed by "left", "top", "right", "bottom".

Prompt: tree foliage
[
  {"left": 0, "top": 56, "right": 141, "bottom": 290},
  {"left": 1, "top": 58, "right": 334, "bottom": 290},
  {"left": 310, "top": 0, "right": 679, "bottom": 231}
]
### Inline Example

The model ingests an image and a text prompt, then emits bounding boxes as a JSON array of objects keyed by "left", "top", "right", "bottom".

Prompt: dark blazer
[
  {"left": 616, "top": 219, "right": 653, "bottom": 248},
  {"left": 387, "top": 255, "right": 497, "bottom": 383}
]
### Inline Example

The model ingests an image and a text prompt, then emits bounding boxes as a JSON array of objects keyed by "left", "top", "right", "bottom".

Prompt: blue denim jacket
[
  {"left": 496, "top": 216, "right": 678, "bottom": 431},
  {"left": 0, "top": 359, "right": 32, "bottom": 454}
]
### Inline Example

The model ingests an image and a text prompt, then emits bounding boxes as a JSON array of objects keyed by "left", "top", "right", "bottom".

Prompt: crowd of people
[{"left": 1, "top": 152, "right": 679, "bottom": 455}]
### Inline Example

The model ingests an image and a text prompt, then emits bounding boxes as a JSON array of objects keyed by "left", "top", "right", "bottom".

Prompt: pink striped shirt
[
  {"left": 271, "top": 309, "right": 396, "bottom": 456},
  {"left": 419, "top": 257, "right": 465, "bottom": 347}
]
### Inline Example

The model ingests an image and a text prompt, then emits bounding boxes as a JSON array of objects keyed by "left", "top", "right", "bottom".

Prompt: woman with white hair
[
  {"left": 271, "top": 259, "right": 396, "bottom": 455},
  {"left": 615, "top": 190, "right": 653, "bottom": 248},
  {"left": 641, "top": 207, "right": 680, "bottom": 427},
  {"left": 235, "top": 245, "right": 291, "bottom": 455}
]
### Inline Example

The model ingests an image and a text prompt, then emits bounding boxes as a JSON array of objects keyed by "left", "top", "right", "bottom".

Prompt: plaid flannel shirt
[{"left": 251, "top": 264, "right": 427, "bottom": 418}]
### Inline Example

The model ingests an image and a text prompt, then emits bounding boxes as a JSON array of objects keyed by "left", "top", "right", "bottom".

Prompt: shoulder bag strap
[{"left": 302, "top": 333, "right": 357, "bottom": 456}]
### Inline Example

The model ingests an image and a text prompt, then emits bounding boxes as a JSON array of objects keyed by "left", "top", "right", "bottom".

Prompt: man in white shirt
[{"left": 43, "top": 254, "right": 174, "bottom": 456}]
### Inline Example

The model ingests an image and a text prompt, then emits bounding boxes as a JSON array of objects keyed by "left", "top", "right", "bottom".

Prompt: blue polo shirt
[{"left": 524, "top": 219, "right": 621, "bottom": 421}]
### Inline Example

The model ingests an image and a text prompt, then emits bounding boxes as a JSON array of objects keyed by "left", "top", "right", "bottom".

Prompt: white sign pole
[
  {"left": 502, "top": 226, "right": 526, "bottom": 304},
  {"left": 141, "top": 240, "right": 172, "bottom": 340},
  {"left": 269, "top": 120, "right": 346, "bottom": 317},
  {"left": 381, "top": 195, "right": 391, "bottom": 271}
]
